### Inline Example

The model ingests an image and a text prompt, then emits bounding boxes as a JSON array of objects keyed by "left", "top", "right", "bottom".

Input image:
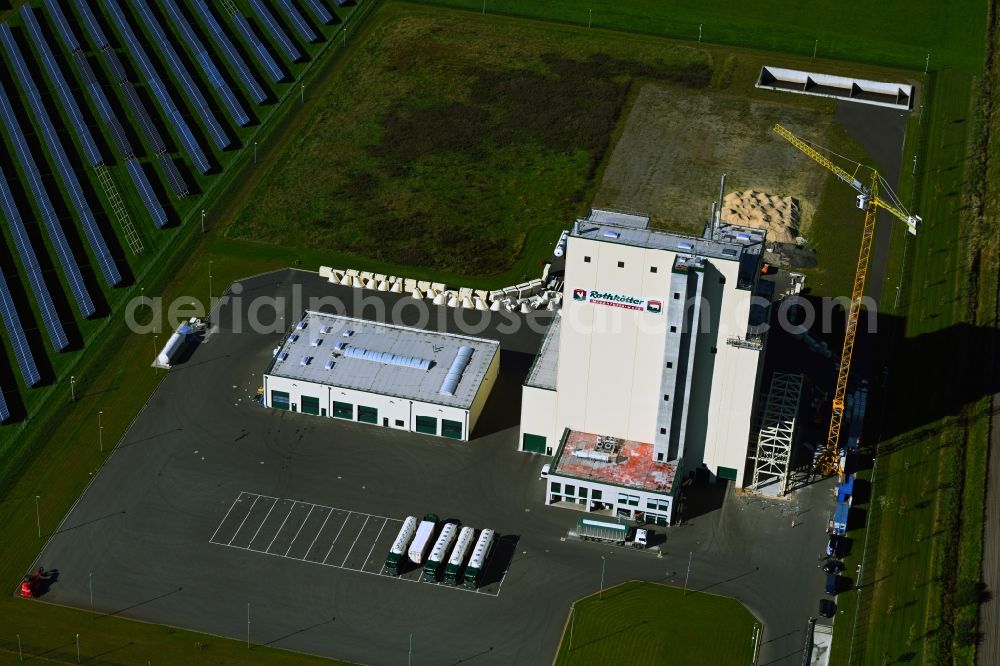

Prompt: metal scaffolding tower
[{"left": 750, "top": 372, "right": 803, "bottom": 495}]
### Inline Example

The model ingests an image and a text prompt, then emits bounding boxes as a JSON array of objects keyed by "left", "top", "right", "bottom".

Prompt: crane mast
[{"left": 772, "top": 124, "right": 920, "bottom": 476}]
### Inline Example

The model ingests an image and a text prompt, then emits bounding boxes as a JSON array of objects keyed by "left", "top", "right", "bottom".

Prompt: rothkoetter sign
[{"left": 572, "top": 288, "right": 662, "bottom": 314}]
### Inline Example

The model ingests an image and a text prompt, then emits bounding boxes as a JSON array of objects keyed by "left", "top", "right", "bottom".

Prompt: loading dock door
[{"left": 522, "top": 433, "right": 546, "bottom": 453}]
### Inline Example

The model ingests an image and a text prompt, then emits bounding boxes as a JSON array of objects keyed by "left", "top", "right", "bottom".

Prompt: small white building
[
  {"left": 263, "top": 311, "right": 499, "bottom": 441},
  {"left": 546, "top": 429, "right": 678, "bottom": 526}
]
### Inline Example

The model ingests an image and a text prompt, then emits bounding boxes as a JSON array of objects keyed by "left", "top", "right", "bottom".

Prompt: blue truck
[{"left": 832, "top": 501, "right": 850, "bottom": 535}]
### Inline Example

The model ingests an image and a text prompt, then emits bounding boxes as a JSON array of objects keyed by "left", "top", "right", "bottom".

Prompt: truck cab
[{"left": 633, "top": 528, "right": 649, "bottom": 549}]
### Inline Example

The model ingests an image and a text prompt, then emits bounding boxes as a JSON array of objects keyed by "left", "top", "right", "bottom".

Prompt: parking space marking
[
  {"left": 210, "top": 491, "right": 506, "bottom": 597},
  {"left": 322, "top": 511, "right": 353, "bottom": 564},
  {"left": 226, "top": 494, "right": 261, "bottom": 546},
  {"left": 362, "top": 519, "right": 389, "bottom": 569},
  {"left": 341, "top": 515, "right": 370, "bottom": 567},
  {"left": 265, "top": 501, "right": 297, "bottom": 553},
  {"left": 285, "top": 504, "right": 315, "bottom": 557},
  {"left": 209, "top": 491, "right": 246, "bottom": 542}
]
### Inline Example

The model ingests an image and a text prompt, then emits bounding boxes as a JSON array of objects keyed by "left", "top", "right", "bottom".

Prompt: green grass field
[
  {"left": 0, "top": 0, "right": 994, "bottom": 664},
  {"left": 554, "top": 582, "right": 759, "bottom": 665}
]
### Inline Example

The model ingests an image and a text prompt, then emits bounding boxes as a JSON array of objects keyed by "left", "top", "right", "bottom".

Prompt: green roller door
[
  {"left": 271, "top": 391, "right": 290, "bottom": 410},
  {"left": 333, "top": 401, "right": 353, "bottom": 419},
  {"left": 441, "top": 419, "right": 463, "bottom": 440},
  {"left": 358, "top": 405, "right": 378, "bottom": 424},
  {"left": 717, "top": 466, "right": 738, "bottom": 481},
  {"left": 522, "top": 433, "right": 546, "bottom": 453},
  {"left": 415, "top": 415, "right": 437, "bottom": 435},
  {"left": 301, "top": 396, "right": 320, "bottom": 415}
]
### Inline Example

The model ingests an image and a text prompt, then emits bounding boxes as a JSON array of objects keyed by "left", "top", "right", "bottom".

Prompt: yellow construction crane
[{"left": 773, "top": 123, "right": 920, "bottom": 476}]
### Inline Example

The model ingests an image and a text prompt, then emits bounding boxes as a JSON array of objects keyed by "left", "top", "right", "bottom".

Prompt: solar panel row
[
  {"left": 230, "top": 10, "right": 285, "bottom": 83},
  {"left": 127, "top": 0, "right": 232, "bottom": 151},
  {"left": 0, "top": 50, "right": 96, "bottom": 318},
  {"left": 276, "top": 0, "right": 320, "bottom": 44},
  {"left": 103, "top": 0, "right": 212, "bottom": 174},
  {"left": 0, "top": 268, "right": 40, "bottom": 387},
  {"left": 158, "top": 154, "right": 189, "bottom": 196},
  {"left": 43, "top": 0, "right": 80, "bottom": 51},
  {"left": 0, "top": 23, "right": 123, "bottom": 289},
  {"left": 161, "top": 0, "right": 250, "bottom": 127},
  {"left": 192, "top": 0, "right": 268, "bottom": 105},
  {"left": 70, "top": 0, "right": 110, "bottom": 49},
  {"left": 72, "top": 51, "right": 133, "bottom": 158},
  {"left": 250, "top": 0, "right": 303, "bottom": 63},
  {"left": 0, "top": 383, "right": 9, "bottom": 422},
  {"left": 0, "top": 164, "right": 70, "bottom": 352},
  {"left": 125, "top": 158, "right": 168, "bottom": 228},
  {"left": 22, "top": 6, "right": 104, "bottom": 168},
  {"left": 302, "top": 0, "right": 335, "bottom": 26}
]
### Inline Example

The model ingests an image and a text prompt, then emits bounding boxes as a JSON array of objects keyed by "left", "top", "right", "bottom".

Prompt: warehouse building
[
  {"left": 521, "top": 210, "right": 770, "bottom": 522},
  {"left": 264, "top": 311, "right": 500, "bottom": 441}
]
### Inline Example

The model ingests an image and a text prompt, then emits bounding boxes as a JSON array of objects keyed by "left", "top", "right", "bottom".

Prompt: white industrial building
[
  {"left": 521, "top": 210, "right": 770, "bottom": 523},
  {"left": 264, "top": 311, "right": 500, "bottom": 441}
]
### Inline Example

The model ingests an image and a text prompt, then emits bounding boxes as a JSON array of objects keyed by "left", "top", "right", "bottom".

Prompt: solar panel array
[
  {"left": 277, "top": 0, "right": 320, "bottom": 44},
  {"left": 0, "top": 67, "right": 96, "bottom": 319},
  {"left": 128, "top": 0, "right": 232, "bottom": 151},
  {"left": 21, "top": 6, "right": 104, "bottom": 168},
  {"left": 161, "top": 0, "right": 250, "bottom": 127},
  {"left": 193, "top": 0, "right": 268, "bottom": 105},
  {"left": 0, "top": 164, "right": 70, "bottom": 352},
  {"left": 250, "top": 0, "right": 304, "bottom": 63},
  {"left": 231, "top": 9, "right": 286, "bottom": 82},
  {"left": 103, "top": 0, "right": 213, "bottom": 174},
  {"left": 302, "top": 0, "right": 335, "bottom": 25},
  {"left": 0, "top": 269, "right": 40, "bottom": 388},
  {"left": 0, "top": 24, "right": 123, "bottom": 289},
  {"left": 0, "top": 0, "right": 352, "bottom": 412}
]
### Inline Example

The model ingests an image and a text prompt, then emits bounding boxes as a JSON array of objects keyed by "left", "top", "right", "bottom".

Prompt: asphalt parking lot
[{"left": 33, "top": 269, "right": 843, "bottom": 666}]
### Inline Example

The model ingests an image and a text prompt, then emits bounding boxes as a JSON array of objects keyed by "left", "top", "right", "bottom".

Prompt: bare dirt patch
[{"left": 593, "top": 83, "right": 833, "bottom": 236}]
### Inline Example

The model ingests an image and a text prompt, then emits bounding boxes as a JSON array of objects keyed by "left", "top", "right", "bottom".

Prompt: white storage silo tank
[{"left": 157, "top": 325, "right": 192, "bottom": 366}]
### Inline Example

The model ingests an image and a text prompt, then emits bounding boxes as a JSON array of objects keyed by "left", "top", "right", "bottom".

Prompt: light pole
[
  {"left": 140, "top": 286, "right": 144, "bottom": 313},
  {"left": 482, "top": 0, "right": 485, "bottom": 12},
  {"left": 569, "top": 604, "right": 575, "bottom": 650},
  {"left": 912, "top": 155, "right": 917, "bottom": 176},
  {"left": 925, "top": 52, "right": 930, "bottom": 73},
  {"left": 16, "top": 633, "right": 21, "bottom": 661},
  {"left": 813, "top": 39, "right": 818, "bottom": 59},
  {"left": 588, "top": 8, "right": 592, "bottom": 28},
  {"left": 70, "top": 375, "right": 76, "bottom": 402},
  {"left": 200, "top": 209, "right": 206, "bottom": 234},
  {"left": 35, "top": 495, "right": 40, "bottom": 538},
  {"left": 153, "top": 335, "right": 158, "bottom": 370},
  {"left": 300, "top": 83, "right": 304, "bottom": 103},
  {"left": 254, "top": 140, "right": 258, "bottom": 164},
  {"left": 89, "top": 572, "right": 94, "bottom": 616},
  {"left": 247, "top": 602, "right": 250, "bottom": 648},
  {"left": 98, "top": 411, "right": 103, "bottom": 453},
  {"left": 683, "top": 551, "right": 692, "bottom": 595},
  {"left": 408, "top": 633, "right": 412, "bottom": 666},
  {"left": 209, "top": 261, "right": 213, "bottom": 311},
  {"left": 75, "top": 634, "right": 80, "bottom": 664},
  {"left": 600, "top": 556, "right": 606, "bottom": 599},
  {"left": 699, "top": 24, "right": 703, "bottom": 42}
]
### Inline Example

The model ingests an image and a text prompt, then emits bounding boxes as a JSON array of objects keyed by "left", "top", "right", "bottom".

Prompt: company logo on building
[{"left": 572, "top": 289, "right": 662, "bottom": 313}]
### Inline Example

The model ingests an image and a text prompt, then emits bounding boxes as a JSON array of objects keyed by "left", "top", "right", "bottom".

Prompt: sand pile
[{"left": 720, "top": 190, "right": 800, "bottom": 244}]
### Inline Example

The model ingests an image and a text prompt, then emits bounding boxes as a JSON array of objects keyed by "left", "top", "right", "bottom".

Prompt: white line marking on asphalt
[
  {"left": 210, "top": 491, "right": 246, "bottom": 543},
  {"left": 225, "top": 494, "right": 261, "bottom": 546},
  {"left": 244, "top": 496, "right": 278, "bottom": 549},
  {"left": 341, "top": 515, "right": 371, "bottom": 567},
  {"left": 362, "top": 518, "right": 389, "bottom": 570},
  {"left": 322, "top": 510, "right": 353, "bottom": 564},
  {"left": 304, "top": 507, "right": 333, "bottom": 560},
  {"left": 285, "top": 504, "right": 315, "bottom": 556},
  {"left": 265, "top": 501, "right": 297, "bottom": 553}
]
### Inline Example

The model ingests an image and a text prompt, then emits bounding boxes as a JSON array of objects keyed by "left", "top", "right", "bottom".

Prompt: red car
[{"left": 20, "top": 568, "right": 45, "bottom": 598}]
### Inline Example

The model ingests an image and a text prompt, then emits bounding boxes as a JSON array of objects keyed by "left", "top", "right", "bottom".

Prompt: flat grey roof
[
  {"left": 265, "top": 311, "right": 499, "bottom": 409},
  {"left": 525, "top": 315, "right": 561, "bottom": 390},
  {"left": 588, "top": 209, "right": 650, "bottom": 229},
  {"left": 572, "top": 216, "right": 765, "bottom": 262}
]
